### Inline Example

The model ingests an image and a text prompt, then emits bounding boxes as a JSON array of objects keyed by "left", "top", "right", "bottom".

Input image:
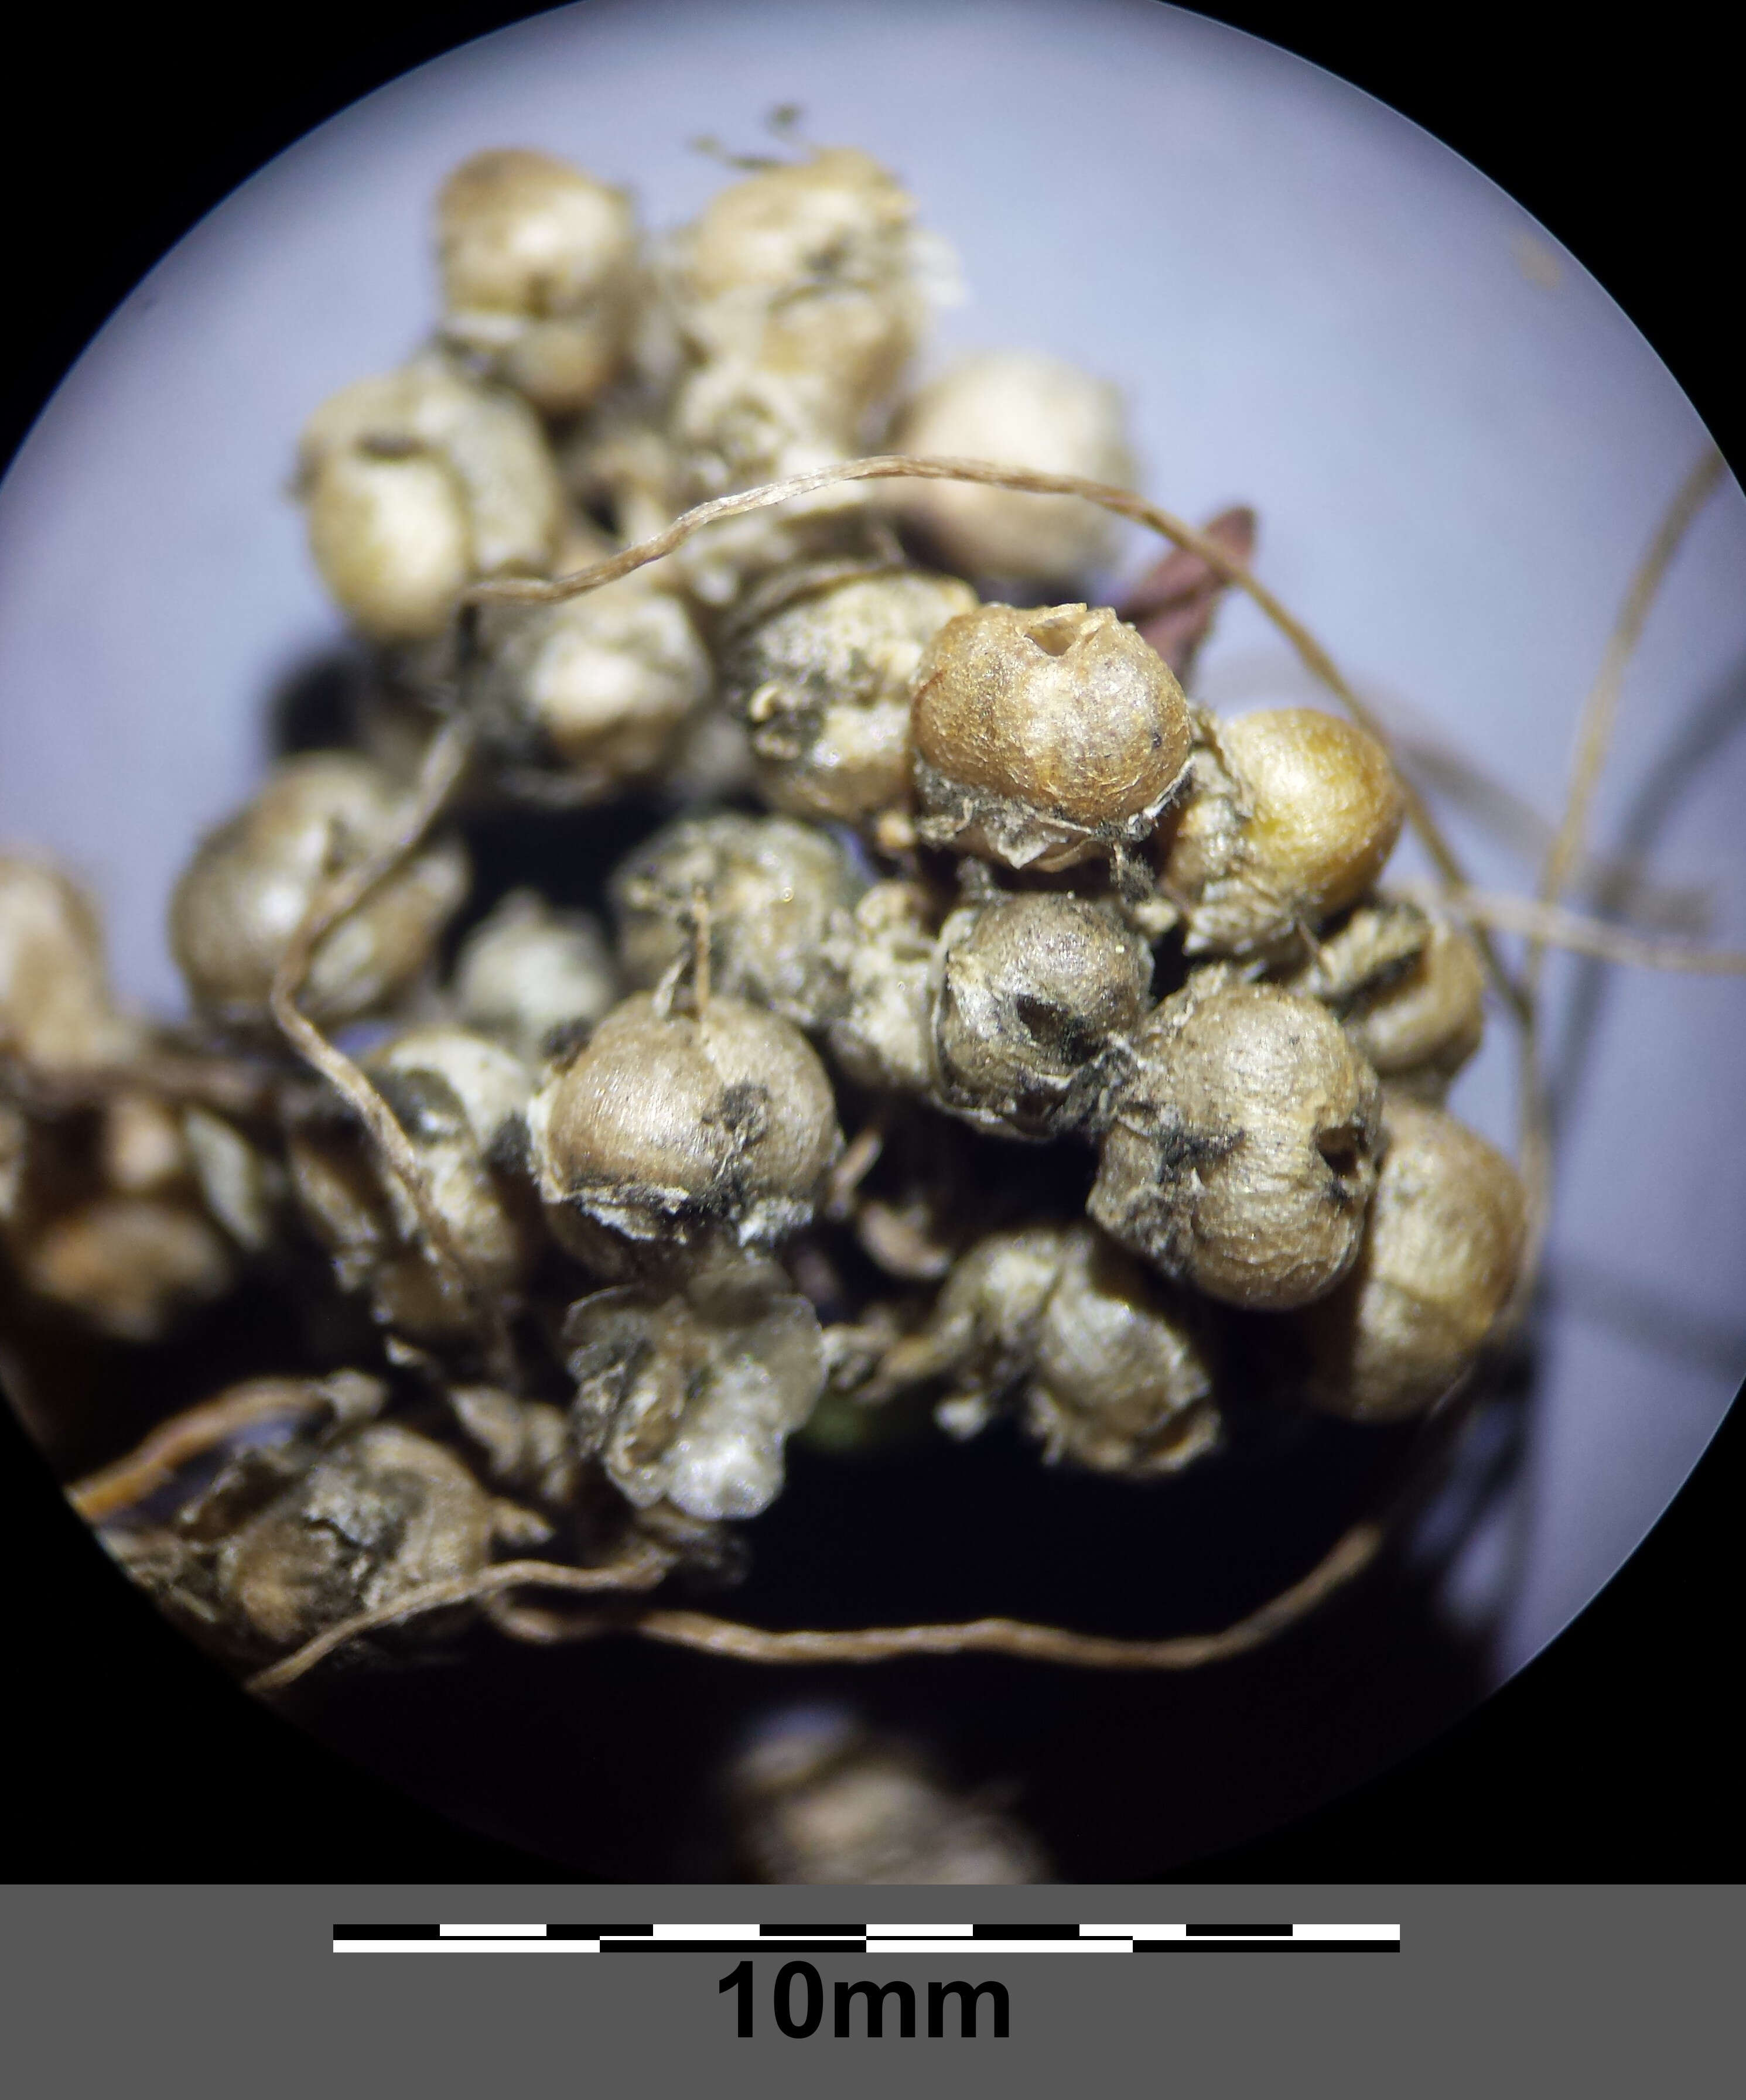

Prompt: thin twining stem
[
  {"left": 68, "top": 1378, "right": 333, "bottom": 1523},
  {"left": 244, "top": 1513, "right": 1381, "bottom": 1689},
  {"left": 246, "top": 1551, "right": 674, "bottom": 1696},
  {"left": 1436, "top": 889, "right": 1746, "bottom": 976},
  {"left": 1532, "top": 445, "right": 1728, "bottom": 997},
  {"left": 266, "top": 721, "right": 517, "bottom": 1384},
  {"left": 466, "top": 454, "right": 1519, "bottom": 1020}
]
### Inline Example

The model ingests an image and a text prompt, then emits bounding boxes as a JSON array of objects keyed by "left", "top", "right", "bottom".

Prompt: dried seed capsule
[
  {"left": 1288, "top": 1098, "right": 1526, "bottom": 1420},
  {"left": 719, "top": 565, "right": 978, "bottom": 823},
  {"left": 824, "top": 880, "right": 942, "bottom": 1096},
  {"left": 565, "top": 1255, "right": 824, "bottom": 1521},
  {"left": 297, "top": 356, "right": 563, "bottom": 641},
  {"left": 1159, "top": 708, "right": 1406, "bottom": 955},
  {"left": 436, "top": 148, "right": 640, "bottom": 415},
  {"left": 674, "top": 146, "right": 932, "bottom": 422},
  {"left": 1342, "top": 909, "right": 1486, "bottom": 1099},
  {"left": 527, "top": 992, "right": 842, "bottom": 1252},
  {"left": 288, "top": 1024, "right": 537, "bottom": 1342},
  {"left": 452, "top": 889, "right": 621, "bottom": 1062},
  {"left": 1090, "top": 975, "right": 1383, "bottom": 1310},
  {"left": 462, "top": 541, "right": 710, "bottom": 797},
  {"left": 1024, "top": 1223, "right": 1220, "bottom": 1476},
  {"left": 872, "top": 1222, "right": 1071, "bottom": 1435},
  {"left": 911, "top": 602, "right": 1192, "bottom": 873},
  {"left": 729, "top": 1709, "right": 1046, "bottom": 1884},
  {"left": 0, "top": 855, "right": 138, "bottom": 1070},
  {"left": 213, "top": 1422, "right": 496, "bottom": 1652},
  {"left": 887, "top": 350, "right": 1135, "bottom": 583},
  {"left": 611, "top": 811, "right": 864, "bottom": 1031},
  {"left": 932, "top": 891, "right": 1152, "bottom": 1139},
  {"left": 169, "top": 754, "right": 469, "bottom": 1027}
]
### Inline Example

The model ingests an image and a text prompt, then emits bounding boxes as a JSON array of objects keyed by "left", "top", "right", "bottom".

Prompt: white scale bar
[
  {"left": 440, "top": 1923, "right": 547, "bottom": 1937},
  {"left": 337, "top": 1922, "right": 1399, "bottom": 1953}
]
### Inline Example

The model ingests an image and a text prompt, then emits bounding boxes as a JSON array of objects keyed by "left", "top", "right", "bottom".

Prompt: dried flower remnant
[
  {"left": 931, "top": 891, "right": 1152, "bottom": 1140},
  {"left": 888, "top": 349, "right": 1135, "bottom": 584},
  {"left": 288, "top": 1024, "right": 537, "bottom": 1343},
  {"left": 719, "top": 563, "right": 977, "bottom": 824},
  {"left": 452, "top": 889, "right": 623, "bottom": 1063},
  {"left": 1159, "top": 707, "right": 1406, "bottom": 957},
  {"left": 911, "top": 601, "right": 1193, "bottom": 877},
  {"left": 611, "top": 810, "right": 864, "bottom": 1031},
  {"left": 1117, "top": 505, "right": 1259, "bottom": 685},
  {"left": 566, "top": 1256, "right": 825, "bottom": 1521},
  {"left": 437, "top": 149, "right": 641, "bottom": 416},
  {"left": 297, "top": 355, "right": 565, "bottom": 642},
  {"left": 169, "top": 754, "right": 469, "bottom": 1029},
  {"left": 1284, "top": 1097, "right": 1526, "bottom": 1422},
  {"left": 527, "top": 992, "right": 842, "bottom": 1257},
  {"left": 1091, "top": 976, "right": 1383, "bottom": 1311}
]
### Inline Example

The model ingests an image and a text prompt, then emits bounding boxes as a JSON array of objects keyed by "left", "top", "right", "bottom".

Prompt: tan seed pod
[
  {"left": 1024, "top": 1222, "right": 1220, "bottom": 1477},
  {"left": 169, "top": 753, "right": 469, "bottom": 1028},
  {"left": 1288, "top": 1097, "right": 1527, "bottom": 1421},
  {"left": 527, "top": 991, "right": 842, "bottom": 1252},
  {"left": 886, "top": 349, "right": 1135, "bottom": 583},
  {"left": 297, "top": 355, "right": 563, "bottom": 641},
  {"left": 452, "top": 889, "right": 622, "bottom": 1062},
  {"left": 288, "top": 1024, "right": 537, "bottom": 1343},
  {"left": 719, "top": 565, "right": 978, "bottom": 823},
  {"left": 1159, "top": 707, "right": 1406, "bottom": 955},
  {"left": 1089, "top": 975, "right": 1383, "bottom": 1311},
  {"left": 213, "top": 1422, "right": 496, "bottom": 1653},
  {"left": 437, "top": 148, "right": 640, "bottom": 415},
  {"left": 0, "top": 855, "right": 139, "bottom": 1070},
  {"left": 611, "top": 810, "right": 864, "bottom": 1031},
  {"left": 1342, "top": 910, "right": 1487, "bottom": 1099},
  {"left": 463, "top": 557, "right": 710, "bottom": 797},
  {"left": 911, "top": 601, "right": 1193, "bottom": 873},
  {"left": 565, "top": 1255, "right": 825, "bottom": 1521},
  {"left": 932, "top": 891, "right": 1153, "bottom": 1139},
  {"left": 675, "top": 146, "right": 931, "bottom": 421},
  {"left": 20, "top": 1193, "right": 235, "bottom": 1343}
]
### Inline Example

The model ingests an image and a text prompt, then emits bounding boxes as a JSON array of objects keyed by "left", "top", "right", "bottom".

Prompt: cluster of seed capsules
[{"left": 0, "top": 141, "right": 1526, "bottom": 1674}]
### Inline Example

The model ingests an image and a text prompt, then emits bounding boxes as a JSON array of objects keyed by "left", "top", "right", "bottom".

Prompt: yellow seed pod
[
  {"left": 527, "top": 992, "right": 841, "bottom": 1252},
  {"left": 720, "top": 565, "right": 978, "bottom": 824},
  {"left": 0, "top": 855, "right": 138, "bottom": 1070},
  {"left": 1291, "top": 1097, "right": 1526, "bottom": 1421},
  {"left": 911, "top": 602, "right": 1192, "bottom": 872},
  {"left": 437, "top": 148, "right": 640, "bottom": 415},
  {"left": 1160, "top": 708, "right": 1406, "bottom": 955},
  {"left": 1025, "top": 1223, "right": 1220, "bottom": 1477},
  {"left": 169, "top": 754, "right": 469, "bottom": 1028},
  {"left": 887, "top": 350, "right": 1135, "bottom": 583},
  {"left": 1089, "top": 974, "right": 1383, "bottom": 1311},
  {"left": 679, "top": 147, "right": 927, "bottom": 416},
  {"left": 297, "top": 356, "right": 563, "bottom": 642}
]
